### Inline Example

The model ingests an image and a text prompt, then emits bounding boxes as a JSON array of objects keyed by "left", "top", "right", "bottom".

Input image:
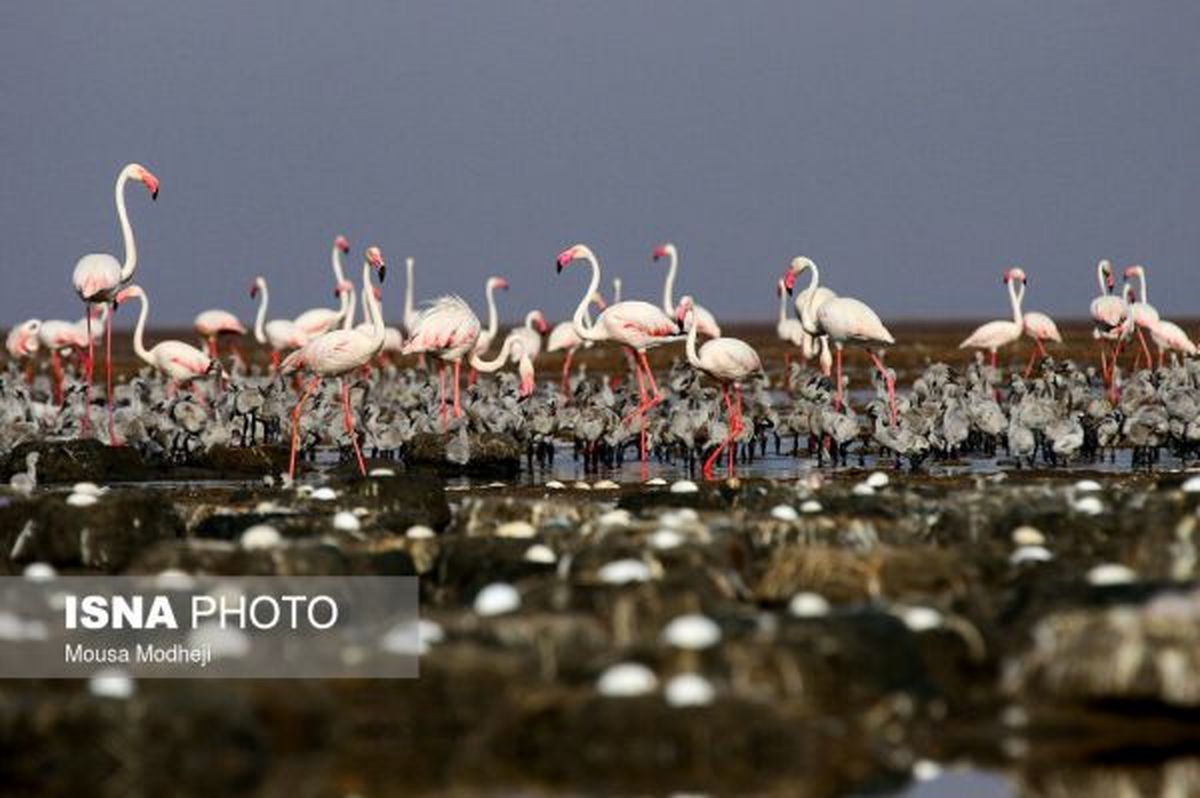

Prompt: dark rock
[
  {"left": 338, "top": 469, "right": 451, "bottom": 532},
  {"left": 129, "top": 538, "right": 417, "bottom": 576},
  {"left": 187, "top": 444, "right": 290, "bottom": 477},
  {"left": 2, "top": 491, "right": 183, "bottom": 572},
  {"left": 406, "top": 431, "right": 520, "bottom": 477},
  {"left": 1, "top": 439, "right": 153, "bottom": 484}
]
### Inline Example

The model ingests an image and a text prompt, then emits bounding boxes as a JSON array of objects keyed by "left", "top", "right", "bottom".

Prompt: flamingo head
[
  {"left": 114, "top": 285, "right": 142, "bottom": 306},
  {"left": 131, "top": 164, "right": 159, "bottom": 200},
  {"left": 784, "top": 256, "right": 815, "bottom": 294},
  {"left": 1099, "top": 259, "right": 1115, "bottom": 289},
  {"left": 249, "top": 277, "right": 264, "bottom": 299},
  {"left": 589, "top": 291, "right": 607, "bottom": 310},
  {"left": 675, "top": 295, "right": 695, "bottom": 324},
  {"left": 1124, "top": 264, "right": 1144, "bottom": 280},
  {"left": 1003, "top": 267, "right": 1027, "bottom": 285},
  {"left": 1124, "top": 283, "right": 1137, "bottom": 302},
  {"left": 651, "top": 243, "right": 674, "bottom": 262},
  {"left": 531, "top": 310, "right": 549, "bottom": 334},
  {"left": 489, "top": 276, "right": 510, "bottom": 291},
  {"left": 366, "top": 246, "right": 386, "bottom": 281},
  {"left": 335, "top": 235, "right": 350, "bottom": 253},
  {"left": 556, "top": 244, "right": 588, "bottom": 272},
  {"left": 334, "top": 279, "right": 353, "bottom": 297}
]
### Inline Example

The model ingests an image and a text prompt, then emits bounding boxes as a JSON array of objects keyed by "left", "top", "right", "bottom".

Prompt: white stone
[
  {"left": 1011, "top": 525, "right": 1046, "bottom": 547},
  {"left": 670, "top": 480, "right": 700, "bottom": 494},
  {"left": 900, "top": 606, "right": 944, "bottom": 632},
  {"left": 649, "top": 529, "right": 685, "bottom": 550},
  {"left": 66, "top": 492, "right": 97, "bottom": 507},
  {"left": 154, "top": 569, "right": 195, "bottom": 591},
  {"left": 851, "top": 483, "right": 876, "bottom": 497},
  {"left": 1087, "top": 563, "right": 1138, "bottom": 586},
  {"left": 597, "top": 509, "right": 632, "bottom": 528},
  {"left": 573, "top": 481, "right": 592, "bottom": 490},
  {"left": 1182, "top": 475, "right": 1200, "bottom": 493},
  {"left": 524, "top": 544, "right": 557, "bottom": 563},
  {"left": 496, "top": 520, "right": 537, "bottom": 539},
  {"left": 71, "top": 482, "right": 105, "bottom": 496},
  {"left": 770, "top": 505, "right": 800, "bottom": 522},
  {"left": 310, "top": 487, "right": 338, "bottom": 501},
  {"left": 22, "top": 562, "right": 56, "bottom": 582},
  {"left": 474, "top": 583, "right": 521, "bottom": 616},
  {"left": 788, "top": 592, "right": 831, "bottom": 618},
  {"left": 661, "top": 614, "right": 721, "bottom": 650},
  {"left": 368, "top": 467, "right": 396, "bottom": 477},
  {"left": 332, "top": 511, "right": 362, "bottom": 532},
  {"left": 88, "top": 669, "right": 135, "bottom": 700},
  {"left": 545, "top": 480, "right": 567, "bottom": 490},
  {"left": 405, "top": 525, "right": 435, "bottom": 540},
  {"left": 596, "top": 662, "right": 658, "bottom": 697},
  {"left": 665, "top": 673, "right": 716, "bottom": 707},
  {"left": 1074, "top": 479, "right": 1102, "bottom": 492},
  {"left": 800, "top": 500, "right": 823, "bottom": 514},
  {"left": 593, "top": 479, "right": 620, "bottom": 490},
  {"left": 1010, "top": 545, "right": 1054, "bottom": 564},
  {"left": 644, "top": 477, "right": 668, "bottom": 486},
  {"left": 598, "top": 559, "right": 653, "bottom": 585},
  {"left": 866, "top": 471, "right": 890, "bottom": 489},
  {"left": 240, "top": 524, "right": 283, "bottom": 549},
  {"left": 658, "top": 508, "right": 699, "bottom": 528},
  {"left": 912, "top": 759, "right": 943, "bottom": 782},
  {"left": 1072, "top": 496, "right": 1104, "bottom": 516}
]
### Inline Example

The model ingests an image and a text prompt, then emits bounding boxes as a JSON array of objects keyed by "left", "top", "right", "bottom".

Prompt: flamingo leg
[
  {"left": 560, "top": 350, "right": 574, "bottom": 398},
  {"left": 1098, "top": 344, "right": 1109, "bottom": 386},
  {"left": 50, "top": 350, "right": 64, "bottom": 406},
  {"left": 990, "top": 349, "right": 998, "bottom": 372},
  {"left": 702, "top": 386, "right": 732, "bottom": 479},
  {"left": 467, "top": 366, "right": 478, "bottom": 388},
  {"left": 453, "top": 359, "right": 463, "bottom": 417},
  {"left": 438, "top": 361, "right": 448, "bottom": 429},
  {"left": 287, "top": 376, "right": 321, "bottom": 480},
  {"left": 866, "top": 350, "right": 897, "bottom": 426},
  {"left": 833, "top": 347, "right": 844, "bottom": 412},
  {"left": 1136, "top": 327, "right": 1153, "bottom": 371},
  {"left": 270, "top": 350, "right": 280, "bottom": 373},
  {"left": 206, "top": 337, "right": 218, "bottom": 359},
  {"left": 341, "top": 378, "right": 367, "bottom": 476},
  {"left": 82, "top": 309, "right": 93, "bottom": 437},
  {"left": 105, "top": 304, "right": 119, "bottom": 445},
  {"left": 621, "top": 356, "right": 649, "bottom": 427},
  {"left": 1023, "top": 345, "right": 1039, "bottom": 379}
]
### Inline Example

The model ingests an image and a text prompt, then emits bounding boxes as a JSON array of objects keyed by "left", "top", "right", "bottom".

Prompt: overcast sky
[{"left": 3, "top": 2, "right": 1199, "bottom": 327}]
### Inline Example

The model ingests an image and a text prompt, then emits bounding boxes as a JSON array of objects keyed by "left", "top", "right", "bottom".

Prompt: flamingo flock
[{"left": 6, "top": 163, "right": 1200, "bottom": 483}]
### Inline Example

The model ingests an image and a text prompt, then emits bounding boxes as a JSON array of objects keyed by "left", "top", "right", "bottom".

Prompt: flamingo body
[
  {"left": 194, "top": 309, "right": 246, "bottom": 337},
  {"left": 402, "top": 296, "right": 482, "bottom": 362}
]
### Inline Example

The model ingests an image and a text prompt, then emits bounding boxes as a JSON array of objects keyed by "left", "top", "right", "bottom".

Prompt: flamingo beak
[
  {"left": 142, "top": 171, "right": 160, "bottom": 200},
  {"left": 555, "top": 249, "right": 574, "bottom": 272},
  {"left": 378, "top": 265, "right": 387, "bottom": 282},
  {"left": 652, "top": 246, "right": 667, "bottom": 261},
  {"left": 783, "top": 272, "right": 796, "bottom": 295}
]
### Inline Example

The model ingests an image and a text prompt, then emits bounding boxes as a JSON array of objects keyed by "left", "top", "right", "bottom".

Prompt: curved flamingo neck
[
  {"left": 332, "top": 243, "right": 347, "bottom": 285},
  {"left": 661, "top": 250, "right": 678, "bottom": 315},
  {"left": 129, "top": 289, "right": 153, "bottom": 366},
  {"left": 684, "top": 310, "right": 702, "bottom": 369},
  {"left": 572, "top": 252, "right": 605, "bottom": 342},
  {"left": 404, "top": 257, "right": 416, "bottom": 328},
  {"left": 799, "top": 263, "right": 822, "bottom": 336},
  {"left": 776, "top": 282, "right": 788, "bottom": 329},
  {"left": 523, "top": 310, "right": 539, "bottom": 331},
  {"left": 484, "top": 281, "right": 500, "bottom": 339},
  {"left": 1096, "top": 262, "right": 1109, "bottom": 295},
  {"left": 253, "top": 279, "right": 269, "bottom": 344},
  {"left": 361, "top": 258, "right": 385, "bottom": 352},
  {"left": 470, "top": 334, "right": 515, "bottom": 372},
  {"left": 343, "top": 282, "right": 360, "bottom": 330},
  {"left": 115, "top": 166, "right": 138, "bottom": 282},
  {"left": 1008, "top": 278, "right": 1024, "bottom": 326},
  {"left": 1134, "top": 270, "right": 1149, "bottom": 304}
]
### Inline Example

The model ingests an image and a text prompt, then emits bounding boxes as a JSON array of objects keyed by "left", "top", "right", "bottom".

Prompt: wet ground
[{"left": 2, "top": 323, "right": 1199, "bottom": 796}]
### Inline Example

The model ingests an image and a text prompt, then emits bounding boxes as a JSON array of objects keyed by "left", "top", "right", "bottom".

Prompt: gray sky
[{"left": 3, "top": 1, "right": 1199, "bottom": 327}]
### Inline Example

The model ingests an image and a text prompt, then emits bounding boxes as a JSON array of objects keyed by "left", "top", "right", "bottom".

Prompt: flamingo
[
  {"left": 958, "top": 267, "right": 1026, "bottom": 373},
  {"left": 471, "top": 333, "right": 537, "bottom": 397},
  {"left": 1123, "top": 265, "right": 1159, "bottom": 371},
  {"left": 280, "top": 247, "right": 387, "bottom": 478},
  {"left": 292, "top": 236, "right": 353, "bottom": 336},
  {"left": 71, "top": 162, "right": 159, "bottom": 442},
  {"left": 468, "top": 276, "right": 509, "bottom": 384},
  {"left": 774, "top": 277, "right": 830, "bottom": 382},
  {"left": 1089, "top": 259, "right": 1126, "bottom": 386},
  {"left": 557, "top": 243, "right": 683, "bottom": 462},
  {"left": 350, "top": 285, "right": 405, "bottom": 366},
  {"left": 38, "top": 312, "right": 100, "bottom": 405},
  {"left": 677, "top": 295, "right": 763, "bottom": 479},
  {"left": 504, "top": 310, "right": 549, "bottom": 363},
  {"left": 401, "top": 296, "right": 482, "bottom": 426},
  {"left": 1148, "top": 318, "right": 1197, "bottom": 368},
  {"left": 547, "top": 291, "right": 605, "bottom": 397},
  {"left": 1015, "top": 279, "right": 1062, "bottom": 378},
  {"left": 652, "top": 243, "right": 721, "bottom": 337},
  {"left": 193, "top": 309, "right": 247, "bottom": 370},
  {"left": 786, "top": 256, "right": 897, "bottom": 425},
  {"left": 115, "top": 285, "right": 216, "bottom": 400},
  {"left": 5, "top": 320, "right": 41, "bottom": 385},
  {"left": 250, "top": 276, "right": 309, "bottom": 371}
]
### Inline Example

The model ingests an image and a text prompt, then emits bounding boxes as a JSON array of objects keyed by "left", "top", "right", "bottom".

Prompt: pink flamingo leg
[
  {"left": 1136, "top": 327, "right": 1153, "bottom": 371},
  {"left": 270, "top": 350, "right": 280, "bottom": 373},
  {"left": 105, "top": 305, "right": 120, "bottom": 445},
  {"left": 453, "top": 359, "right": 463, "bottom": 417},
  {"left": 620, "top": 356, "right": 649, "bottom": 427},
  {"left": 833, "top": 347, "right": 844, "bottom": 412},
  {"left": 340, "top": 378, "right": 367, "bottom": 476},
  {"left": 82, "top": 310, "right": 94, "bottom": 437},
  {"left": 50, "top": 350, "right": 64, "bottom": 406},
  {"left": 437, "top": 361, "right": 448, "bottom": 429},
  {"left": 638, "top": 351, "right": 665, "bottom": 464},
  {"left": 287, "top": 376, "right": 321, "bottom": 480},
  {"left": 1098, "top": 344, "right": 1109, "bottom": 385},
  {"left": 702, "top": 385, "right": 732, "bottom": 479},
  {"left": 1023, "top": 345, "right": 1039, "bottom": 379},
  {"left": 560, "top": 350, "right": 574, "bottom": 398},
  {"left": 990, "top": 349, "right": 998, "bottom": 372},
  {"left": 866, "top": 351, "right": 897, "bottom": 426}
]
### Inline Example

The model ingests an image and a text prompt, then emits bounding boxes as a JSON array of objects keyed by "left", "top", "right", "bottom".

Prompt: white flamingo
[
  {"left": 547, "top": 291, "right": 604, "bottom": 396},
  {"left": 250, "top": 276, "right": 309, "bottom": 371},
  {"left": 677, "top": 295, "right": 763, "bottom": 478},
  {"left": 468, "top": 276, "right": 509, "bottom": 382},
  {"left": 1148, "top": 318, "right": 1197, "bottom": 367},
  {"left": 1015, "top": 279, "right": 1062, "bottom": 377},
  {"left": 1122, "top": 265, "right": 1159, "bottom": 371},
  {"left": 775, "top": 277, "right": 830, "bottom": 381},
  {"left": 193, "top": 309, "right": 247, "bottom": 369},
  {"left": 5, "top": 319, "right": 41, "bottom": 385},
  {"left": 115, "top": 285, "right": 216, "bottom": 400},
  {"left": 653, "top": 243, "right": 721, "bottom": 337},
  {"left": 292, "top": 236, "right": 353, "bottom": 336},
  {"left": 1089, "top": 259, "right": 1126, "bottom": 385},
  {"left": 959, "top": 268, "right": 1026, "bottom": 373},
  {"left": 401, "top": 296, "right": 483, "bottom": 425},
  {"left": 38, "top": 311, "right": 102, "bottom": 405},
  {"left": 557, "top": 243, "right": 683, "bottom": 462},
  {"left": 280, "top": 247, "right": 387, "bottom": 478},
  {"left": 787, "top": 256, "right": 897, "bottom": 424},
  {"left": 71, "top": 162, "right": 159, "bottom": 441}
]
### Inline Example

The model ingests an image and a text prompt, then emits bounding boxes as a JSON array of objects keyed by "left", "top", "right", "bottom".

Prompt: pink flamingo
[
  {"left": 959, "top": 267, "right": 1025, "bottom": 373},
  {"left": 38, "top": 311, "right": 103, "bottom": 405},
  {"left": 677, "top": 296, "right": 763, "bottom": 479},
  {"left": 504, "top": 310, "right": 549, "bottom": 362},
  {"left": 547, "top": 291, "right": 605, "bottom": 397},
  {"left": 292, "top": 236, "right": 353, "bottom": 336},
  {"left": 471, "top": 334, "right": 536, "bottom": 397},
  {"left": 5, "top": 320, "right": 41, "bottom": 385},
  {"left": 653, "top": 243, "right": 721, "bottom": 337},
  {"left": 1123, "top": 265, "right": 1159, "bottom": 371},
  {"left": 280, "top": 247, "right": 387, "bottom": 478},
  {"left": 250, "top": 276, "right": 310, "bottom": 372},
  {"left": 786, "top": 256, "right": 898, "bottom": 425},
  {"left": 1015, "top": 279, "right": 1062, "bottom": 378},
  {"left": 467, "top": 276, "right": 509, "bottom": 384},
  {"left": 115, "top": 285, "right": 215, "bottom": 401},
  {"left": 1148, "top": 319, "right": 1197, "bottom": 368},
  {"left": 775, "top": 278, "right": 830, "bottom": 382},
  {"left": 401, "top": 296, "right": 482, "bottom": 426},
  {"left": 1089, "top": 259, "right": 1126, "bottom": 386},
  {"left": 193, "top": 309, "right": 247, "bottom": 369},
  {"left": 557, "top": 244, "right": 683, "bottom": 462},
  {"left": 71, "top": 163, "right": 159, "bottom": 442}
]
